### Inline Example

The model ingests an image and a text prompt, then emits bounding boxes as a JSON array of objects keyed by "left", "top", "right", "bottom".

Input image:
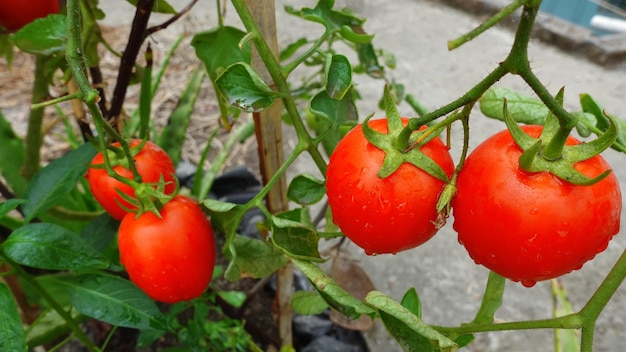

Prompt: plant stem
[
  {"left": 447, "top": 0, "right": 527, "bottom": 50},
  {"left": 248, "top": 142, "right": 307, "bottom": 210},
  {"left": 408, "top": 62, "right": 508, "bottom": 130},
  {"left": 502, "top": 2, "right": 577, "bottom": 160},
  {"left": 433, "top": 314, "right": 581, "bottom": 335},
  {"left": 22, "top": 55, "right": 50, "bottom": 180},
  {"left": 231, "top": 0, "right": 328, "bottom": 175},
  {"left": 66, "top": 0, "right": 142, "bottom": 185},
  {"left": 108, "top": 0, "right": 155, "bottom": 123},
  {"left": 281, "top": 31, "right": 332, "bottom": 76},
  {"left": 31, "top": 93, "right": 82, "bottom": 110},
  {"left": 577, "top": 250, "right": 626, "bottom": 351}
]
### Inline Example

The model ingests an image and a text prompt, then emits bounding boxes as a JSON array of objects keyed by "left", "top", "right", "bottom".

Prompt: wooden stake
[{"left": 245, "top": 0, "right": 293, "bottom": 347}]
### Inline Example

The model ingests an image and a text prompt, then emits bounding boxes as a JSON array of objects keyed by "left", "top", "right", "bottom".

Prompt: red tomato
[
  {"left": 0, "top": 0, "right": 60, "bottom": 32},
  {"left": 452, "top": 125, "right": 622, "bottom": 287},
  {"left": 86, "top": 140, "right": 176, "bottom": 220},
  {"left": 326, "top": 118, "right": 455, "bottom": 255},
  {"left": 118, "top": 195, "right": 216, "bottom": 303}
]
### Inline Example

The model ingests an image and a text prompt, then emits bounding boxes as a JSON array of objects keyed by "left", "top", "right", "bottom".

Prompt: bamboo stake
[{"left": 245, "top": 0, "right": 293, "bottom": 347}]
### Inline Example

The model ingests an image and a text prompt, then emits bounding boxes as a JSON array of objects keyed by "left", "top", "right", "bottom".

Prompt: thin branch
[
  {"left": 145, "top": 0, "right": 199, "bottom": 37},
  {"left": 107, "top": 0, "right": 156, "bottom": 124}
]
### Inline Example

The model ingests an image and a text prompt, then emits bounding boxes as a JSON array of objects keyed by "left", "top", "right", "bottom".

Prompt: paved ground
[{"left": 99, "top": 1, "right": 626, "bottom": 351}]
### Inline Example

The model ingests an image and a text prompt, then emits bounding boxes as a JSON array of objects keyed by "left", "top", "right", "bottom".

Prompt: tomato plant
[
  {"left": 86, "top": 140, "right": 177, "bottom": 220},
  {"left": 118, "top": 195, "right": 216, "bottom": 303},
  {"left": 0, "top": 0, "right": 60, "bottom": 32},
  {"left": 2, "top": 0, "right": 626, "bottom": 351},
  {"left": 326, "top": 118, "right": 454, "bottom": 255},
  {"left": 452, "top": 125, "right": 622, "bottom": 287}
]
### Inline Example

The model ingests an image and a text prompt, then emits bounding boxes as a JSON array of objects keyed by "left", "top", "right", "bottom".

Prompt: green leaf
[
  {"left": 202, "top": 199, "right": 245, "bottom": 251},
  {"left": 366, "top": 291, "right": 458, "bottom": 352},
  {"left": 22, "top": 143, "right": 97, "bottom": 222},
  {"left": 51, "top": 273, "right": 167, "bottom": 330},
  {"left": 79, "top": 213, "right": 120, "bottom": 265},
  {"left": 308, "top": 88, "right": 358, "bottom": 156},
  {"left": 157, "top": 68, "right": 206, "bottom": 165},
  {"left": 400, "top": 288, "right": 421, "bottom": 318},
  {"left": 193, "top": 26, "right": 251, "bottom": 79},
  {"left": 325, "top": 54, "right": 352, "bottom": 99},
  {"left": 136, "top": 328, "right": 167, "bottom": 348},
  {"left": 0, "top": 111, "right": 27, "bottom": 196},
  {"left": 0, "top": 283, "right": 27, "bottom": 352},
  {"left": 10, "top": 14, "right": 67, "bottom": 55},
  {"left": 292, "top": 290, "right": 329, "bottom": 315},
  {"left": 572, "top": 111, "right": 597, "bottom": 138},
  {"left": 2, "top": 223, "right": 111, "bottom": 270},
  {"left": 479, "top": 87, "right": 548, "bottom": 124},
  {"left": 292, "top": 259, "right": 376, "bottom": 320},
  {"left": 579, "top": 93, "right": 608, "bottom": 131},
  {"left": 126, "top": 0, "right": 177, "bottom": 14},
  {"left": 356, "top": 43, "right": 384, "bottom": 78},
  {"left": 218, "top": 291, "right": 247, "bottom": 308},
  {"left": 215, "top": 62, "right": 282, "bottom": 112},
  {"left": 192, "top": 26, "right": 251, "bottom": 125},
  {"left": 285, "top": 0, "right": 373, "bottom": 44},
  {"left": 552, "top": 280, "right": 580, "bottom": 352},
  {"left": 224, "top": 234, "right": 288, "bottom": 282},
  {"left": 471, "top": 271, "right": 505, "bottom": 324},
  {"left": 0, "top": 199, "right": 27, "bottom": 219},
  {"left": 287, "top": 174, "right": 326, "bottom": 206},
  {"left": 279, "top": 37, "right": 308, "bottom": 62},
  {"left": 25, "top": 306, "right": 84, "bottom": 348},
  {"left": 579, "top": 93, "right": 626, "bottom": 152},
  {"left": 270, "top": 216, "right": 322, "bottom": 262}
]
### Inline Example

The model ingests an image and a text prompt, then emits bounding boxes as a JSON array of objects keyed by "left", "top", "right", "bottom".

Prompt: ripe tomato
[
  {"left": 326, "top": 118, "right": 455, "bottom": 255},
  {"left": 86, "top": 140, "right": 176, "bottom": 220},
  {"left": 118, "top": 195, "right": 216, "bottom": 303},
  {"left": 0, "top": 0, "right": 61, "bottom": 32},
  {"left": 452, "top": 125, "right": 622, "bottom": 287}
]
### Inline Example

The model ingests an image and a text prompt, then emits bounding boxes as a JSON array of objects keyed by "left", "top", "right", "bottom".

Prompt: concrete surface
[{"left": 97, "top": 1, "right": 626, "bottom": 351}]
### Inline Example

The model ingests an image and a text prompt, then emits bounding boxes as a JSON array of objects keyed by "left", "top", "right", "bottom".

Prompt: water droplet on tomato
[
  {"left": 364, "top": 249, "right": 376, "bottom": 256},
  {"left": 556, "top": 230, "right": 568, "bottom": 238},
  {"left": 525, "top": 234, "right": 539, "bottom": 248},
  {"left": 486, "top": 252, "right": 498, "bottom": 264},
  {"left": 521, "top": 279, "right": 537, "bottom": 287},
  {"left": 529, "top": 208, "right": 539, "bottom": 215},
  {"left": 539, "top": 267, "right": 553, "bottom": 276},
  {"left": 533, "top": 253, "right": 543, "bottom": 263}
]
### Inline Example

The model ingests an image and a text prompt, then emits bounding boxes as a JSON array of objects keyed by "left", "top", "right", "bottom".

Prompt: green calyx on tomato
[
  {"left": 86, "top": 139, "right": 178, "bottom": 220},
  {"left": 503, "top": 89, "right": 617, "bottom": 186},
  {"left": 362, "top": 86, "right": 451, "bottom": 182}
]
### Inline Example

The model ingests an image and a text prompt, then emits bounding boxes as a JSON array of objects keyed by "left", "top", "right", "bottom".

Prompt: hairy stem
[
  {"left": 231, "top": 0, "right": 328, "bottom": 175},
  {"left": 447, "top": 0, "right": 527, "bottom": 50}
]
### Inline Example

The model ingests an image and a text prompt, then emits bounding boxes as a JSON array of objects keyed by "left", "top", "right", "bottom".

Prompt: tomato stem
[
  {"left": 447, "top": 0, "right": 528, "bottom": 50},
  {"left": 66, "top": 0, "right": 143, "bottom": 186},
  {"left": 578, "top": 250, "right": 626, "bottom": 351},
  {"left": 231, "top": 0, "right": 328, "bottom": 176}
]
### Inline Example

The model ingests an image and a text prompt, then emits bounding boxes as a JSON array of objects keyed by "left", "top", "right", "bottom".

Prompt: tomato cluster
[
  {"left": 325, "top": 119, "right": 622, "bottom": 287},
  {"left": 87, "top": 141, "right": 216, "bottom": 303},
  {"left": 0, "top": 0, "right": 61, "bottom": 32}
]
